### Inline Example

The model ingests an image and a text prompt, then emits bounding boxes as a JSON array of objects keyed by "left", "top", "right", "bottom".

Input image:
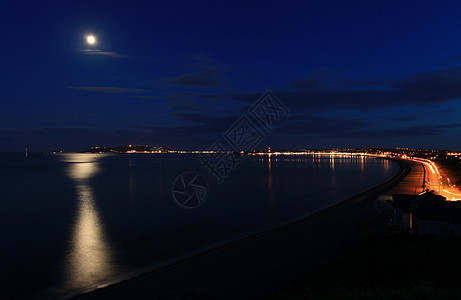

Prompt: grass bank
[
  {"left": 269, "top": 234, "right": 461, "bottom": 300},
  {"left": 436, "top": 157, "right": 461, "bottom": 186}
]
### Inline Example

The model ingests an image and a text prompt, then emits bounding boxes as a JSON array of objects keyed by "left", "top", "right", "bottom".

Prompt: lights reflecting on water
[
  {"left": 61, "top": 154, "right": 116, "bottom": 291},
  {"left": 267, "top": 155, "right": 274, "bottom": 208},
  {"left": 128, "top": 157, "right": 136, "bottom": 205}
]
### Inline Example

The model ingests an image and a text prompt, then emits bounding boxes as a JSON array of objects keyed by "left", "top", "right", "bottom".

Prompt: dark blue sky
[{"left": 2, "top": 1, "right": 461, "bottom": 151}]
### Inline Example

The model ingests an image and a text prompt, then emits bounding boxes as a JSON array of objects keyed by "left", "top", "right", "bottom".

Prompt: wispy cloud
[
  {"left": 390, "top": 116, "right": 419, "bottom": 122},
  {"left": 159, "top": 54, "right": 227, "bottom": 89},
  {"left": 175, "top": 67, "right": 461, "bottom": 113},
  {"left": 33, "top": 127, "right": 106, "bottom": 136},
  {"left": 164, "top": 68, "right": 226, "bottom": 88},
  {"left": 129, "top": 95, "right": 157, "bottom": 100},
  {"left": 79, "top": 49, "right": 125, "bottom": 58},
  {"left": 69, "top": 86, "right": 146, "bottom": 93},
  {"left": 278, "top": 115, "right": 461, "bottom": 138}
]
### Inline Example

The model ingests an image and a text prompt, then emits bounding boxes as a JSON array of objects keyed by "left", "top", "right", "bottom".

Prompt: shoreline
[{"left": 74, "top": 157, "right": 419, "bottom": 299}]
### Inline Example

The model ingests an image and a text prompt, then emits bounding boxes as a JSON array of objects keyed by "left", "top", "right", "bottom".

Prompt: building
[{"left": 392, "top": 191, "right": 461, "bottom": 236}]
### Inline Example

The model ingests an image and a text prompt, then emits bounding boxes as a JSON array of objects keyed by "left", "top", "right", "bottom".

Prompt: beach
[{"left": 74, "top": 158, "right": 424, "bottom": 300}]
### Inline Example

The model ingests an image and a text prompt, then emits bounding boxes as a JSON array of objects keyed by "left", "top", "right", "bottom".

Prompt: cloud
[
  {"left": 277, "top": 116, "right": 368, "bottom": 136},
  {"left": 164, "top": 68, "right": 226, "bottom": 88},
  {"left": 97, "top": 51, "right": 124, "bottom": 58},
  {"left": 69, "top": 86, "right": 146, "bottom": 93},
  {"left": 33, "top": 127, "right": 106, "bottom": 136},
  {"left": 187, "top": 53, "right": 222, "bottom": 68},
  {"left": 449, "top": 54, "right": 461, "bottom": 64},
  {"left": 80, "top": 49, "right": 125, "bottom": 58},
  {"left": 277, "top": 115, "right": 461, "bottom": 139},
  {"left": 331, "top": 80, "right": 384, "bottom": 86},
  {"left": 393, "top": 67, "right": 461, "bottom": 97},
  {"left": 390, "top": 116, "right": 419, "bottom": 122},
  {"left": 173, "top": 113, "right": 237, "bottom": 130},
  {"left": 362, "top": 123, "right": 461, "bottom": 137},
  {"left": 287, "top": 75, "right": 329, "bottom": 91},
  {"left": 130, "top": 95, "right": 157, "bottom": 100},
  {"left": 178, "top": 67, "right": 461, "bottom": 114}
]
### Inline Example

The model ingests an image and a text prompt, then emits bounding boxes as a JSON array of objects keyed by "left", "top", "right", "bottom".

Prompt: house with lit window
[{"left": 392, "top": 191, "right": 461, "bottom": 236}]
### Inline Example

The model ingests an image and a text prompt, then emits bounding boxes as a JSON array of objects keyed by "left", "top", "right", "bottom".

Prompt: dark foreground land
[
  {"left": 270, "top": 234, "right": 461, "bottom": 300},
  {"left": 76, "top": 159, "right": 454, "bottom": 300}
]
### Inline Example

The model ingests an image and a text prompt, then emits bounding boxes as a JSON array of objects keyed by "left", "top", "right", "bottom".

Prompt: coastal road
[{"left": 406, "top": 157, "right": 461, "bottom": 200}]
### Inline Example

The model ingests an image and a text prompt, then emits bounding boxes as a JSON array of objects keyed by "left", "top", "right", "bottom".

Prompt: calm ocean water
[{"left": 0, "top": 153, "right": 399, "bottom": 299}]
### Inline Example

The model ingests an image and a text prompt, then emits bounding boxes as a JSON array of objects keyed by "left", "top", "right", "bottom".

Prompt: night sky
[{"left": 2, "top": 1, "right": 461, "bottom": 151}]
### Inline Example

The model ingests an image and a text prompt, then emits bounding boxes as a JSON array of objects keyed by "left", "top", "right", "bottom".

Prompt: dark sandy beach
[{"left": 74, "top": 158, "right": 425, "bottom": 300}]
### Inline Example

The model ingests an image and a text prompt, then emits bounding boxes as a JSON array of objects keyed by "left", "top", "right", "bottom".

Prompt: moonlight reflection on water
[{"left": 63, "top": 154, "right": 116, "bottom": 291}]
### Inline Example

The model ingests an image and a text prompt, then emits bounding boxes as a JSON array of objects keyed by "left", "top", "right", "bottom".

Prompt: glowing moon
[{"left": 87, "top": 35, "right": 96, "bottom": 45}]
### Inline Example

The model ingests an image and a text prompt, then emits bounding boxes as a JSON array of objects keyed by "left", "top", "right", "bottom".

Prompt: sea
[{"left": 0, "top": 152, "right": 399, "bottom": 299}]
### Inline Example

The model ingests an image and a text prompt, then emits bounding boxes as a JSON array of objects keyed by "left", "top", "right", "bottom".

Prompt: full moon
[{"left": 87, "top": 35, "right": 96, "bottom": 45}]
